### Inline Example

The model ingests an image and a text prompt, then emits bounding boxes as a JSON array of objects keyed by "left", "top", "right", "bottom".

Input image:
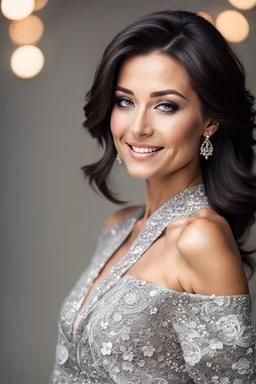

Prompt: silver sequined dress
[{"left": 50, "top": 183, "right": 256, "bottom": 383}]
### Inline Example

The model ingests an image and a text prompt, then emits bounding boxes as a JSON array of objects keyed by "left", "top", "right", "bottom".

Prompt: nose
[{"left": 129, "top": 108, "right": 153, "bottom": 136}]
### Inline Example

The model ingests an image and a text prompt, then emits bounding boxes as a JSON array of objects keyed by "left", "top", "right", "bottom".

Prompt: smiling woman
[
  {"left": 110, "top": 53, "right": 208, "bottom": 179},
  {"left": 50, "top": 9, "right": 256, "bottom": 384}
]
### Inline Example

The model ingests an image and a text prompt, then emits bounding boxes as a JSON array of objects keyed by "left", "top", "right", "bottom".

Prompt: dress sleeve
[{"left": 171, "top": 291, "right": 256, "bottom": 383}]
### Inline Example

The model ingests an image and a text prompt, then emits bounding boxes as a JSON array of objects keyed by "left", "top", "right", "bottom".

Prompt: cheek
[
  {"left": 110, "top": 109, "right": 127, "bottom": 138},
  {"left": 164, "top": 114, "right": 201, "bottom": 144}
]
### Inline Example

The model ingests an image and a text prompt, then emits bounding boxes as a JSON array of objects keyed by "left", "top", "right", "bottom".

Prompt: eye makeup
[{"left": 112, "top": 95, "right": 179, "bottom": 114}]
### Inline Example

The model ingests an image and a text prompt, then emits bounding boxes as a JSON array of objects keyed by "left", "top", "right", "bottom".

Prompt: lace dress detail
[{"left": 50, "top": 183, "right": 256, "bottom": 384}]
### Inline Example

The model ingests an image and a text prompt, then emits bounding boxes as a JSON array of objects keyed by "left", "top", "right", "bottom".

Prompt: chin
[{"left": 125, "top": 164, "right": 158, "bottom": 179}]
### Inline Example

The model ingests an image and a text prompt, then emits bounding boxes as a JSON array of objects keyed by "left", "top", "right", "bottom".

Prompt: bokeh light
[
  {"left": 34, "top": 0, "right": 48, "bottom": 11},
  {"left": 1, "top": 0, "right": 34, "bottom": 20},
  {"left": 228, "top": 0, "right": 256, "bottom": 10},
  {"left": 11, "top": 45, "right": 45, "bottom": 79},
  {"left": 216, "top": 10, "right": 249, "bottom": 42},
  {"left": 197, "top": 11, "right": 215, "bottom": 25},
  {"left": 9, "top": 15, "right": 44, "bottom": 46}
]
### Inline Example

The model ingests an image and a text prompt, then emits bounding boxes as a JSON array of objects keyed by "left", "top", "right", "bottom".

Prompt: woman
[{"left": 50, "top": 9, "right": 256, "bottom": 383}]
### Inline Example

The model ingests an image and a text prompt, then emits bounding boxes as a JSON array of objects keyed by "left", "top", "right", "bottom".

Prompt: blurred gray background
[{"left": 1, "top": 0, "right": 256, "bottom": 383}]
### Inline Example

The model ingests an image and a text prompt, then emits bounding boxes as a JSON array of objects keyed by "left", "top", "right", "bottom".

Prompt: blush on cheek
[{"left": 110, "top": 113, "right": 128, "bottom": 139}]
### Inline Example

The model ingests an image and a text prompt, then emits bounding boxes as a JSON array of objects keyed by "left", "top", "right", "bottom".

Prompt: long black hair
[{"left": 81, "top": 10, "right": 256, "bottom": 277}]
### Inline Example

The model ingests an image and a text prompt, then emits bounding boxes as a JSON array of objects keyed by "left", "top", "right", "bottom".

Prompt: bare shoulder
[
  {"left": 103, "top": 205, "right": 143, "bottom": 229},
  {"left": 177, "top": 210, "right": 249, "bottom": 295}
]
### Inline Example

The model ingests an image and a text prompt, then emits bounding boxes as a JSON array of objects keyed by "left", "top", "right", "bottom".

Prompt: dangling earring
[
  {"left": 200, "top": 132, "right": 214, "bottom": 160},
  {"left": 116, "top": 153, "right": 122, "bottom": 164}
]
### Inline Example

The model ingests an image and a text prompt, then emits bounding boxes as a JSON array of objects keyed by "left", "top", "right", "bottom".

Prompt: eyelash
[{"left": 112, "top": 96, "right": 179, "bottom": 114}]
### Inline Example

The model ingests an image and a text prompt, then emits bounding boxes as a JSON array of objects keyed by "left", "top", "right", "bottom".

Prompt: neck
[{"left": 142, "top": 175, "right": 204, "bottom": 222}]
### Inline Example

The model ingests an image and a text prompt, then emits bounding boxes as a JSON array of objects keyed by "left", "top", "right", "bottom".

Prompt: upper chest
[
  {"left": 86, "top": 215, "right": 193, "bottom": 300},
  {"left": 68, "top": 206, "right": 214, "bottom": 338}
]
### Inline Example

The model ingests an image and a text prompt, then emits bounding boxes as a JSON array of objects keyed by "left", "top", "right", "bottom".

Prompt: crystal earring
[
  {"left": 200, "top": 133, "right": 214, "bottom": 160},
  {"left": 116, "top": 153, "right": 122, "bottom": 164}
]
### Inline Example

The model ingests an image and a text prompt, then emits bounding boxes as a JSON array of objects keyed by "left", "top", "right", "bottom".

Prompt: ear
[{"left": 202, "top": 118, "right": 219, "bottom": 137}]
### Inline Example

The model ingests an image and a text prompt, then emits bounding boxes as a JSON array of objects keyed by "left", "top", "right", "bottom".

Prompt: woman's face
[{"left": 110, "top": 52, "right": 212, "bottom": 180}]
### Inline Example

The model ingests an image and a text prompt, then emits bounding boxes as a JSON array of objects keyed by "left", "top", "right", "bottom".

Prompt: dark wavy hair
[{"left": 81, "top": 9, "right": 256, "bottom": 278}]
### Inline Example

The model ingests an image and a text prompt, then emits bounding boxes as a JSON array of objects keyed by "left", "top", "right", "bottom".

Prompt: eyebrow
[{"left": 115, "top": 86, "right": 188, "bottom": 100}]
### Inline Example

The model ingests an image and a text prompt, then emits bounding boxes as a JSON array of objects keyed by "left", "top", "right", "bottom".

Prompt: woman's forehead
[{"left": 116, "top": 53, "right": 193, "bottom": 98}]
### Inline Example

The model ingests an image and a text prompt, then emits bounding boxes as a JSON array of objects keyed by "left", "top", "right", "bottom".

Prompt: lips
[
  {"left": 127, "top": 142, "right": 164, "bottom": 150},
  {"left": 127, "top": 144, "right": 163, "bottom": 160},
  {"left": 130, "top": 146, "right": 163, "bottom": 152}
]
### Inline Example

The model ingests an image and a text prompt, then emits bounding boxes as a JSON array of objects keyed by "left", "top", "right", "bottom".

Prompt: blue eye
[
  {"left": 112, "top": 96, "right": 179, "bottom": 114},
  {"left": 113, "top": 96, "right": 132, "bottom": 107},
  {"left": 157, "top": 102, "right": 179, "bottom": 114}
]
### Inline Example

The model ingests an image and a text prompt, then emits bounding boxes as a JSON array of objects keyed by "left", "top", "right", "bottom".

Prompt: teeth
[{"left": 131, "top": 145, "right": 160, "bottom": 153}]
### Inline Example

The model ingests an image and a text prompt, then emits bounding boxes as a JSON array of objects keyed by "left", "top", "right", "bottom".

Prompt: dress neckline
[
  {"left": 72, "top": 182, "right": 212, "bottom": 343},
  {"left": 122, "top": 275, "right": 251, "bottom": 299}
]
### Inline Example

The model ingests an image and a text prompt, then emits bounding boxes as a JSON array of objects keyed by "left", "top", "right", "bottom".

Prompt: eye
[
  {"left": 112, "top": 96, "right": 133, "bottom": 108},
  {"left": 112, "top": 96, "right": 179, "bottom": 114},
  {"left": 156, "top": 102, "right": 179, "bottom": 114}
]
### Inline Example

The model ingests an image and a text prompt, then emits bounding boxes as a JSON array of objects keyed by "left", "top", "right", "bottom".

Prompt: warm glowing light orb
[
  {"left": 9, "top": 15, "right": 44, "bottom": 45},
  {"left": 34, "top": 0, "right": 48, "bottom": 11},
  {"left": 11, "top": 45, "right": 45, "bottom": 79},
  {"left": 197, "top": 11, "right": 215, "bottom": 25},
  {"left": 216, "top": 10, "right": 249, "bottom": 42},
  {"left": 1, "top": 0, "right": 34, "bottom": 20},
  {"left": 228, "top": 0, "right": 256, "bottom": 10}
]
